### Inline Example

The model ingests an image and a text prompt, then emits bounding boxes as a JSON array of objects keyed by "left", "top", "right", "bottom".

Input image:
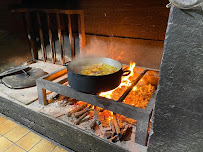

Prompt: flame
[
  {"left": 99, "top": 62, "right": 136, "bottom": 99},
  {"left": 99, "top": 61, "right": 155, "bottom": 109},
  {"left": 108, "top": 111, "right": 113, "bottom": 121}
]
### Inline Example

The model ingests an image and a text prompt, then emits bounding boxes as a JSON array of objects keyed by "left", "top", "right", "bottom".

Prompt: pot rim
[{"left": 66, "top": 57, "right": 123, "bottom": 77}]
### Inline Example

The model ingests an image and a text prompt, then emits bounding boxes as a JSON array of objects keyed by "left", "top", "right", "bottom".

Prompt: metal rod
[
  {"left": 47, "top": 13, "right": 55, "bottom": 63},
  {"left": 68, "top": 14, "right": 74, "bottom": 59},
  {"left": 117, "top": 69, "right": 148, "bottom": 102},
  {"left": 37, "top": 13, "right": 46, "bottom": 62},
  {"left": 56, "top": 13, "right": 64, "bottom": 65}
]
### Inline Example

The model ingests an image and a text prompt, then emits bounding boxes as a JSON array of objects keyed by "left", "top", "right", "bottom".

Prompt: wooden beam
[
  {"left": 12, "top": 8, "right": 83, "bottom": 15},
  {"left": 37, "top": 13, "right": 46, "bottom": 62},
  {"left": 68, "top": 14, "right": 74, "bottom": 59},
  {"left": 78, "top": 12, "right": 86, "bottom": 51},
  {"left": 24, "top": 12, "right": 37, "bottom": 60},
  {"left": 80, "top": 12, "right": 86, "bottom": 49},
  {"left": 56, "top": 13, "right": 64, "bottom": 64},
  {"left": 47, "top": 13, "right": 55, "bottom": 63}
]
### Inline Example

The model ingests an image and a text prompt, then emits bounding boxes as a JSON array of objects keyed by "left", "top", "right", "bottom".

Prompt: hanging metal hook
[
  {"left": 166, "top": 0, "right": 203, "bottom": 9},
  {"left": 166, "top": 2, "right": 172, "bottom": 8}
]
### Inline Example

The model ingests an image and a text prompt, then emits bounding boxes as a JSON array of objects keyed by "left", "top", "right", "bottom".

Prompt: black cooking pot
[{"left": 64, "top": 57, "right": 130, "bottom": 94}]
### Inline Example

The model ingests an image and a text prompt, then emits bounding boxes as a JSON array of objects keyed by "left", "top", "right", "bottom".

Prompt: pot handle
[
  {"left": 63, "top": 61, "right": 71, "bottom": 66},
  {"left": 122, "top": 70, "right": 131, "bottom": 76}
]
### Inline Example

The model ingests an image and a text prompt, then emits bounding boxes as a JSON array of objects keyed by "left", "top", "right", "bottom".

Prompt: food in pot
[{"left": 81, "top": 63, "right": 118, "bottom": 76}]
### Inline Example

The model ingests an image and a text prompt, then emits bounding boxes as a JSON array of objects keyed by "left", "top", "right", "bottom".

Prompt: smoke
[
  {"left": 75, "top": 35, "right": 127, "bottom": 65},
  {"left": 76, "top": 36, "right": 112, "bottom": 59}
]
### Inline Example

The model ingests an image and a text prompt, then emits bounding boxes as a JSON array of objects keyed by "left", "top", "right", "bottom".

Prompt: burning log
[
  {"left": 67, "top": 104, "right": 87, "bottom": 117},
  {"left": 67, "top": 98, "right": 77, "bottom": 105},
  {"left": 120, "top": 124, "right": 131, "bottom": 135},
  {"left": 104, "top": 130, "right": 112, "bottom": 139},
  {"left": 112, "top": 114, "right": 121, "bottom": 138},
  {"left": 110, "top": 119, "right": 116, "bottom": 136},
  {"left": 110, "top": 124, "right": 131, "bottom": 142},
  {"left": 90, "top": 106, "right": 101, "bottom": 130},
  {"left": 74, "top": 105, "right": 91, "bottom": 118},
  {"left": 74, "top": 111, "right": 89, "bottom": 125},
  {"left": 110, "top": 134, "right": 119, "bottom": 143}
]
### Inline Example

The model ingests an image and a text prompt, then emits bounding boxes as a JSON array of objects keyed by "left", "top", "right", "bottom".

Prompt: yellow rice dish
[{"left": 81, "top": 63, "right": 118, "bottom": 76}]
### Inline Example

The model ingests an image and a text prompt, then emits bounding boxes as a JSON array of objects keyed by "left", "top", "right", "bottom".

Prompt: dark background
[{"left": 0, "top": 0, "right": 169, "bottom": 72}]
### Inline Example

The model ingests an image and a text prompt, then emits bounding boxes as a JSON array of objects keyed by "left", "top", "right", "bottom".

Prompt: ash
[{"left": 38, "top": 94, "right": 147, "bottom": 152}]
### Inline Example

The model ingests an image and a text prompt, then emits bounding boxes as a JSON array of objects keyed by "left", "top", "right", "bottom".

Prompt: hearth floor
[{"left": 0, "top": 114, "right": 70, "bottom": 152}]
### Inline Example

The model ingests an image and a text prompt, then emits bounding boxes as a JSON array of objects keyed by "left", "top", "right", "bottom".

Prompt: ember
[{"left": 100, "top": 62, "right": 155, "bottom": 109}]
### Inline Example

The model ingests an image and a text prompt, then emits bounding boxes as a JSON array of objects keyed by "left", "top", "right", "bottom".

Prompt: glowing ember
[
  {"left": 99, "top": 62, "right": 155, "bottom": 109},
  {"left": 108, "top": 111, "right": 113, "bottom": 121}
]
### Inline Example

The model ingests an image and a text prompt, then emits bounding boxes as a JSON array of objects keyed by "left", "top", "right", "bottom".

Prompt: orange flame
[
  {"left": 99, "top": 62, "right": 136, "bottom": 99},
  {"left": 108, "top": 111, "right": 113, "bottom": 121},
  {"left": 99, "top": 61, "right": 155, "bottom": 109}
]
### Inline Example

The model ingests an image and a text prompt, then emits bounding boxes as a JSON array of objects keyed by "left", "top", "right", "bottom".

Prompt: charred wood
[{"left": 67, "top": 104, "right": 87, "bottom": 117}]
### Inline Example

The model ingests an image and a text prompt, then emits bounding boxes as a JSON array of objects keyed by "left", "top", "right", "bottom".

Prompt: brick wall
[{"left": 79, "top": 0, "right": 169, "bottom": 40}]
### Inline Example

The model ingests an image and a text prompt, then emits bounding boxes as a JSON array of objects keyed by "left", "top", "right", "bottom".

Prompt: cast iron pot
[{"left": 64, "top": 57, "right": 130, "bottom": 94}]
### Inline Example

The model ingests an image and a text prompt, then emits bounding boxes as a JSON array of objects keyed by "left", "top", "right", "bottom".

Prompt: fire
[
  {"left": 99, "top": 62, "right": 136, "bottom": 98},
  {"left": 99, "top": 62, "right": 155, "bottom": 109},
  {"left": 108, "top": 111, "right": 113, "bottom": 121}
]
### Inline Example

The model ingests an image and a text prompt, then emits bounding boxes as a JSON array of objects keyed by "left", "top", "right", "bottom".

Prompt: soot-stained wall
[
  {"left": 78, "top": 0, "right": 169, "bottom": 69},
  {"left": 0, "top": 0, "right": 169, "bottom": 71}
]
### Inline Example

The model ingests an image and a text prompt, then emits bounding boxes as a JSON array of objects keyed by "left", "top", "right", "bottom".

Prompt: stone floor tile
[
  {"left": 4, "top": 144, "right": 26, "bottom": 152},
  {"left": 16, "top": 132, "right": 42, "bottom": 151},
  {"left": 29, "top": 139, "right": 56, "bottom": 152},
  {"left": 0, "top": 116, "right": 8, "bottom": 124},
  {"left": 0, "top": 120, "right": 18, "bottom": 135},
  {"left": 0, "top": 136, "right": 13, "bottom": 151},
  {"left": 52, "top": 146, "right": 68, "bottom": 152},
  {"left": 4, "top": 125, "right": 30, "bottom": 142}
]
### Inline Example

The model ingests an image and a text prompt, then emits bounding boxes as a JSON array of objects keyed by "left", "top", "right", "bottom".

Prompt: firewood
[
  {"left": 120, "top": 124, "right": 131, "bottom": 135},
  {"left": 110, "top": 134, "right": 119, "bottom": 142},
  {"left": 55, "top": 113, "right": 66, "bottom": 118},
  {"left": 67, "top": 98, "right": 77, "bottom": 105},
  {"left": 112, "top": 114, "right": 121, "bottom": 138},
  {"left": 74, "top": 111, "right": 89, "bottom": 125},
  {"left": 104, "top": 131, "right": 112, "bottom": 139},
  {"left": 110, "top": 124, "right": 131, "bottom": 142},
  {"left": 74, "top": 106, "right": 91, "bottom": 118},
  {"left": 110, "top": 119, "right": 116, "bottom": 136},
  {"left": 90, "top": 106, "right": 101, "bottom": 130},
  {"left": 90, "top": 119, "right": 101, "bottom": 130},
  {"left": 67, "top": 104, "right": 87, "bottom": 117}
]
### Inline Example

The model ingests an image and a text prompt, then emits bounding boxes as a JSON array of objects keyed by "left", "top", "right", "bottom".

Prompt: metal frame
[{"left": 36, "top": 67, "right": 158, "bottom": 146}]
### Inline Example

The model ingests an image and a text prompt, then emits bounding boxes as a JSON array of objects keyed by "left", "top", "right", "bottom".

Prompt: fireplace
[{"left": 35, "top": 63, "right": 159, "bottom": 148}]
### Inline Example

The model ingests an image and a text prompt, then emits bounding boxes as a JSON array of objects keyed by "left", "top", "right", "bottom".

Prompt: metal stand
[{"left": 36, "top": 67, "right": 158, "bottom": 146}]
